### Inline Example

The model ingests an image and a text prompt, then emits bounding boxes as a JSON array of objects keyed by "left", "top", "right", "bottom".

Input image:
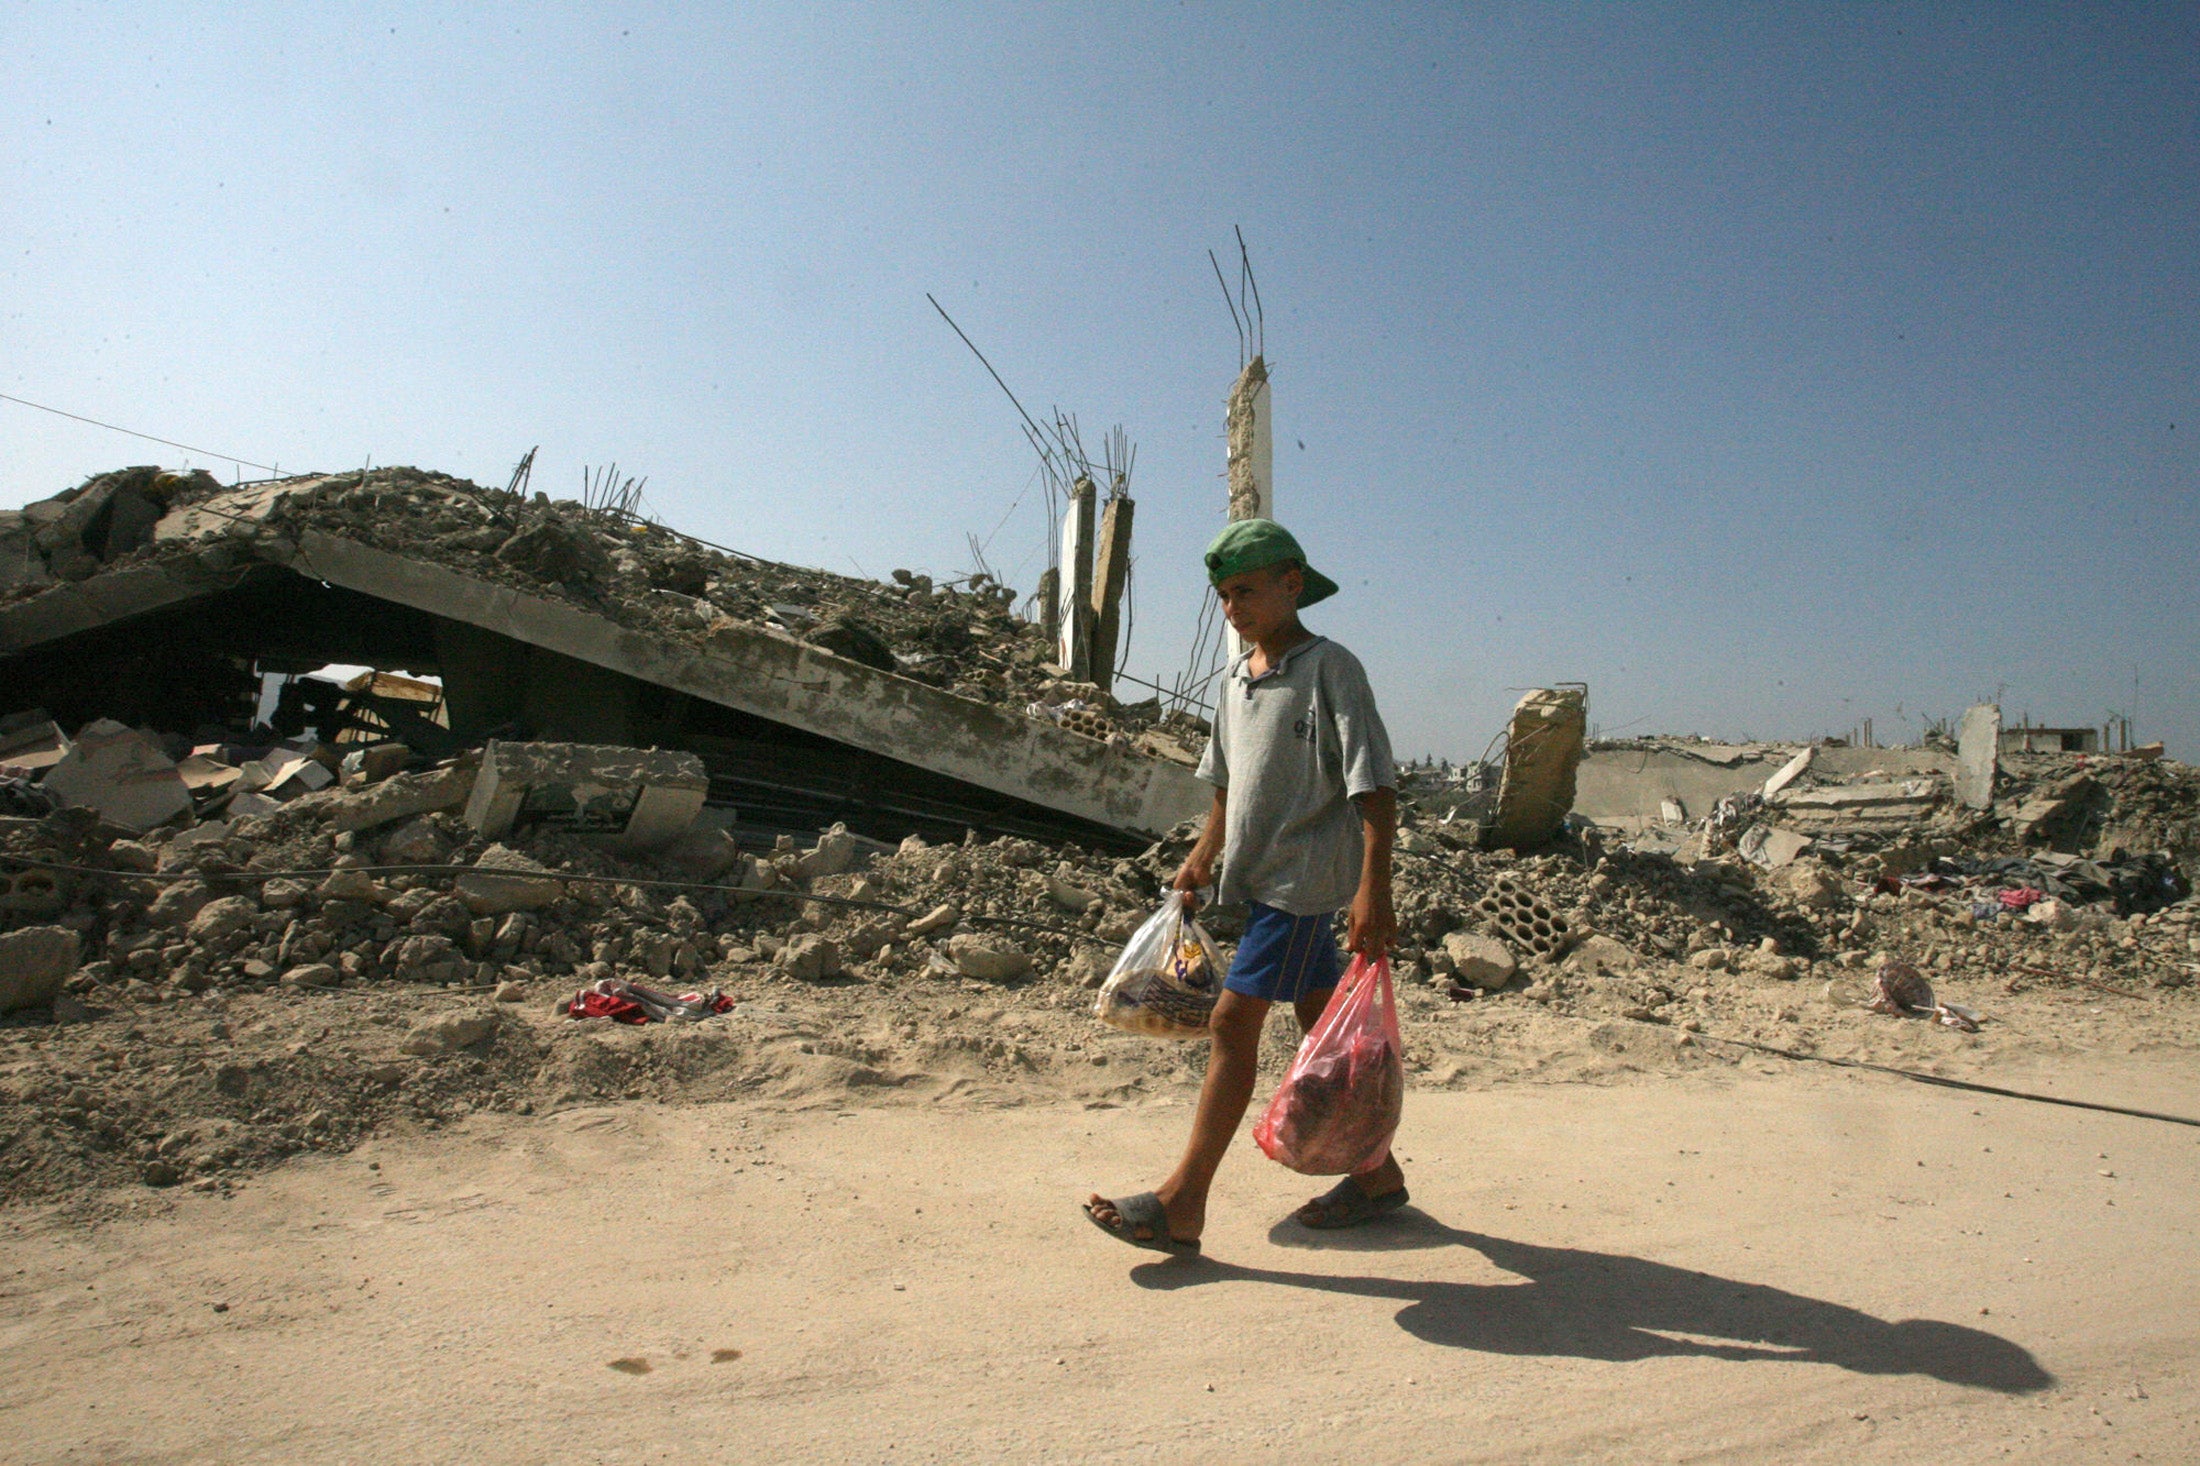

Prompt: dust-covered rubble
[{"left": 3, "top": 739, "right": 2197, "bottom": 1215}]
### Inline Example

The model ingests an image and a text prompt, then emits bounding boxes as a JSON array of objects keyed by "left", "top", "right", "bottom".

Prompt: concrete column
[
  {"left": 1057, "top": 477, "right": 1096, "bottom": 681},
  {"left": 1224, "top": 356, "right": 1272, "bottom": 661},
  {"left": 1088, "top": 493, "right": 1134, "bottom": 696}
]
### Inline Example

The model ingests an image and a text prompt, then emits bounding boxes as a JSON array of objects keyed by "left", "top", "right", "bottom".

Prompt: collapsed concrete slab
[{"left": 0, "top": 468, "right": 1211, "bottom": 845}]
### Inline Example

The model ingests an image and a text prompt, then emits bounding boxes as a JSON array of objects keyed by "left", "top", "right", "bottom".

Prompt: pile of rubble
[{"left": 3, "top": 720, "right": 2194, "bottom": 1210}]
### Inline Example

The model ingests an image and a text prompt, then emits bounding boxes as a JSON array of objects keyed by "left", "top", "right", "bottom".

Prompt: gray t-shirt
[{"left": 1194, "top": 635, "right": 1397, "bottom": 916}]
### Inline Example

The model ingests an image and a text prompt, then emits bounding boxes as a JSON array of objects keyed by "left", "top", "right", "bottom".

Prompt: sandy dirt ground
[{"left": 3, "top": 1055, "right": 2197, "bottom": 1465}]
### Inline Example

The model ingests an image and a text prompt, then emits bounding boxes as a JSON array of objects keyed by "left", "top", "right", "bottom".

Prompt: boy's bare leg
[{"left": 1086, "top": 990, "right": 1269, "bottom": 1245}]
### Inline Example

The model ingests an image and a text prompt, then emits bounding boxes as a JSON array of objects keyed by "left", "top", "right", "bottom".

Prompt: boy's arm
[
  {"left": 1346, "top": 786, "right": 1397, "bottom": 954},
  {"left": 1172, "top": 788, "right": 1227, "bottom": 909}
]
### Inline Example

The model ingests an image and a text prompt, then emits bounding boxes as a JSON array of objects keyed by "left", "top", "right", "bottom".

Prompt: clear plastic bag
[
  {"left": 1254, "top": 954, "right": 1404, "bottom": 1175},
  {"left": 1093, "top": 899, "right": 1223, "bottom": 1039}
]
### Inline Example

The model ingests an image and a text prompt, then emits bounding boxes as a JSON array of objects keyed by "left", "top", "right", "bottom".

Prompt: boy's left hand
[{"left": 1346, "top": 886, "right": 1395, "bottom": 956}]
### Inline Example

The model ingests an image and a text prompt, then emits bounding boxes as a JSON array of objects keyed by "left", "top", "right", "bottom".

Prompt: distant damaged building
[{"left": 1, "top": 466, "right": 1210, "bottom": 847}]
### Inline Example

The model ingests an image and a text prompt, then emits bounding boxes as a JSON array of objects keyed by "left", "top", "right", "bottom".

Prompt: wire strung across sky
[{"left": 0, "top": 390, "right": 282, "bottom": 475}]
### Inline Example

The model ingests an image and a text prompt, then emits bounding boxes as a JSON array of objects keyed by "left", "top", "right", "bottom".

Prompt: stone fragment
[
  {"left": 282, "top": 963, "right": 338, "bottom": 987},
  {"left": 1441, "top": 932, "right": 1518, "bottom": 990},
  {"left": 0, "top": 926, "right": 79, "bottom": 1012},
  {"left": 1047, "top": 866, "right": 1104, "bottom": 914},
  {"left": 379, "top": 817, "right": 451, "bottom": 866},
  {"left": 187, "top": 896, "right": 260, "bottom": 944},
  {"left": 906, "top": 903, "right": 960, "bottom": 937},
  {"left": 1782, "top": 865, "right": 1844, "bottom": 911},
  {"left": 655, "top": 826, "right": 742, "bottom": 881},
  {"left": 326, "top": 763, "right": 476, "bottom": 833},
  {"left": 456, "top": 844, "right": 566, "bottom": 915},
  {"left": 1562, "top": 934, "right": 1638, "bottom": 979},
  {"left": 1740, "top": 949, "right": 1799, "bottom": 980},
  {"left": 261, "top": 878, "right": 310, "bottom": 910},
  {"left": 104, "top": 840, "right": 159, "bottom": 873},
  {"left": 773, "top": 934, "right": 844, "bottom": 981},
  {"left": 947, "top": 933, "right": 1034, "bottom": 982},
  {"left": 1065, "top": 945, "right": 1114, "bottom": 988},
  {"left": 841, "top": 919, "right": 901, "bottom": 961},
  {"left": 1688, "top": 947, "right": 1731, "bottom": 971},
  {"left": 493, "top": 979, "right": 528, "bottom": 1003},
  {"left": 794, "top": 824, "right": 864, "bottom": 880},
  {"left": 317, "top": 867, "right": 387, "bottom": 905},
  {"left": 399, "top": 1008, "right": 501, "bottom": 1055}
]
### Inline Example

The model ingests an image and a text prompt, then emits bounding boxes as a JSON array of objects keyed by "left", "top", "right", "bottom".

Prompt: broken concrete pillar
[
  {"left": 463, "top": 740, "right": 708, "bottom": 851},
  {"left": 1956, "top": 703, "right": 2001, "bottom": 810},
  {"left": 1225, "top": 356, "right": 1272, "bottom": 523},
  {"left": 1035, "top": 566, "right": 1060, "bottom": 653},
  {"left": 40, "top": 719, "right": 192, "bottom": 831},
  {"left": 1056, "top": 477, "right": 1096, "bottom": 680},
  {"left": 1087, "top": 493, "right": 1134, "bottom": 696},
  {"left": 1223, "top": 356, "right": 1272, "bottom": 661},
  {"left": 1484, "top": 687, "right": 1588, "bottom": 852}
]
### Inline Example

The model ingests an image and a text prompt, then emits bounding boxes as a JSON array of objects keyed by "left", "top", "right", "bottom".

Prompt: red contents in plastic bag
[{"left": 1254, "top": 954, "right": 1405, "bottom": 1176}]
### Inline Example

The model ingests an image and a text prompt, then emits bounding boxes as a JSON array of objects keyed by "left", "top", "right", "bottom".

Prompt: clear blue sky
[{"left": 6, "top": 4, "right": 2195, "bottom": 760}]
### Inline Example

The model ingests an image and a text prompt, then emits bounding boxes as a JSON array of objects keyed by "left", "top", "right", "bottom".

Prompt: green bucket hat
[{"left": 1203, "top": 518, "right": 1339, "bottom": 607}]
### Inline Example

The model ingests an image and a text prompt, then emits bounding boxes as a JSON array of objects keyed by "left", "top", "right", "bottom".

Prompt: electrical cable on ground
[{"left": 1690, "top": 1031, "right": 2200, "bottom": 1128}]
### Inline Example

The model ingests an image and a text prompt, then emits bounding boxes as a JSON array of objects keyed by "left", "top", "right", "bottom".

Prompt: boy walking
[{"left": 1085, "top": 519, "right": 1402, "bottom": 1254}]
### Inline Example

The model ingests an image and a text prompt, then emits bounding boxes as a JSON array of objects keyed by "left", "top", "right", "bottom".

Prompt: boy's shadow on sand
[{"left": 1129, "top": 1209, "right": 2051, "bottom": 1394}]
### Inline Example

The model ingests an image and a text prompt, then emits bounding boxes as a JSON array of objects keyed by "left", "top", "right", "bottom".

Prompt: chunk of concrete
[
  {"left": 326, "top": 763, "right": 476, "bottom": 833},
  {"left": 0, "top": 925, "right": 79, "bottom": 1012},
  {"left": 1956, "top": 703, "right": 2001, "bottom": 811},
  {"left": 187, "top": 895, "right": 259, "bottom": 944},
  {"left": 1760, "top": 747, "right": 1814, "bottom": 800},
  {"left": 455, "top": 844, "right": 566, "bottom": 915},
  {"left": 1485, "top": 687, "right": 1588, "bottom": 852},
  {"left": 947, "top": 932, "right": 1034, "bottom": 981},
  {"left": 463, "top": 740, "right": 707, "bottom": 851},
  {"left": 773, "top": 933, "right": 843, "bottom": 981},
  {"left": 40, "top": 719, "right": 191, "bottom": 831},
  {"left": 1441, "top": 932, "right": 1518, "bottom": 990},
  {"left": 399, "top": 1008, "right": 501, "bottom": 1055}
]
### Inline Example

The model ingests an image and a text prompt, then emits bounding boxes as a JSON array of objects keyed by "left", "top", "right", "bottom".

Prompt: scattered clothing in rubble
[{"left": 565, "top": 976, "right": 734, "bottom": 1024}]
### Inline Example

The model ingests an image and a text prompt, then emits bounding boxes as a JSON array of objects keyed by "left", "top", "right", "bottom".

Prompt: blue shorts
[{"left": 1224, "top": 902, "right": 1345, "bottom": 1002}]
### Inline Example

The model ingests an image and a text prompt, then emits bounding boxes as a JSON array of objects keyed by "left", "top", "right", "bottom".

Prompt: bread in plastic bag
[
  {"left": 1254, "top": 953, "right": 1404, "bottom": 1175},
  {"left": 1093, "top": 899, "right": 1223, "bottom": 1039}
]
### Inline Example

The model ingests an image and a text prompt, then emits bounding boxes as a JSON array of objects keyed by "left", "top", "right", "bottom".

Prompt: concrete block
[
  {"left": 948, "top": 932, "right": 1034, "bottom": 982},
  {"left": 327, "top": 763, "right": 476, "bottom": 833},
  {"left": 1441, "top": 932, "right": 1517, "bottom": 990},
  {"left": 463, "top": 740, "right": 707, "bottom": 851},
  {"left": 456, "top": 844, "right": 566, "bottom": 915},
  {"left": 40, "top": 718, "right": 191, "bottom": 831},
  {"left": 0, "top": 925, "right": 79, "bottom": 1012}
]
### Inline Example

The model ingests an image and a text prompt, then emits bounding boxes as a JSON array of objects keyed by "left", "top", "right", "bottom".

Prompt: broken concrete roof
[{"left": 1, "top": 466, "right": 1209, "bottom": 840}]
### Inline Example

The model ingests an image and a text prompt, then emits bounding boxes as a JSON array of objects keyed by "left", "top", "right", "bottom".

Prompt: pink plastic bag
[{"left": 1254, "top": 954, "right": 1405, "bottom": 1176}]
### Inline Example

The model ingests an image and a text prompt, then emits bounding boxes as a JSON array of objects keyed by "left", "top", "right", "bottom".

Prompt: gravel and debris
[{"left": 4, "top": 739, "right": 2197, "bottom": 1218}]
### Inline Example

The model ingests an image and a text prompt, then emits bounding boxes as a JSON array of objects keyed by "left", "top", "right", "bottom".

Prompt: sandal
[
  {"left": 1295, "top": 1176, "right": 1409, "bottom": 1230},
  {"left": 1083, "top": 1191, "right": 1200, "bottom": 1255}
]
